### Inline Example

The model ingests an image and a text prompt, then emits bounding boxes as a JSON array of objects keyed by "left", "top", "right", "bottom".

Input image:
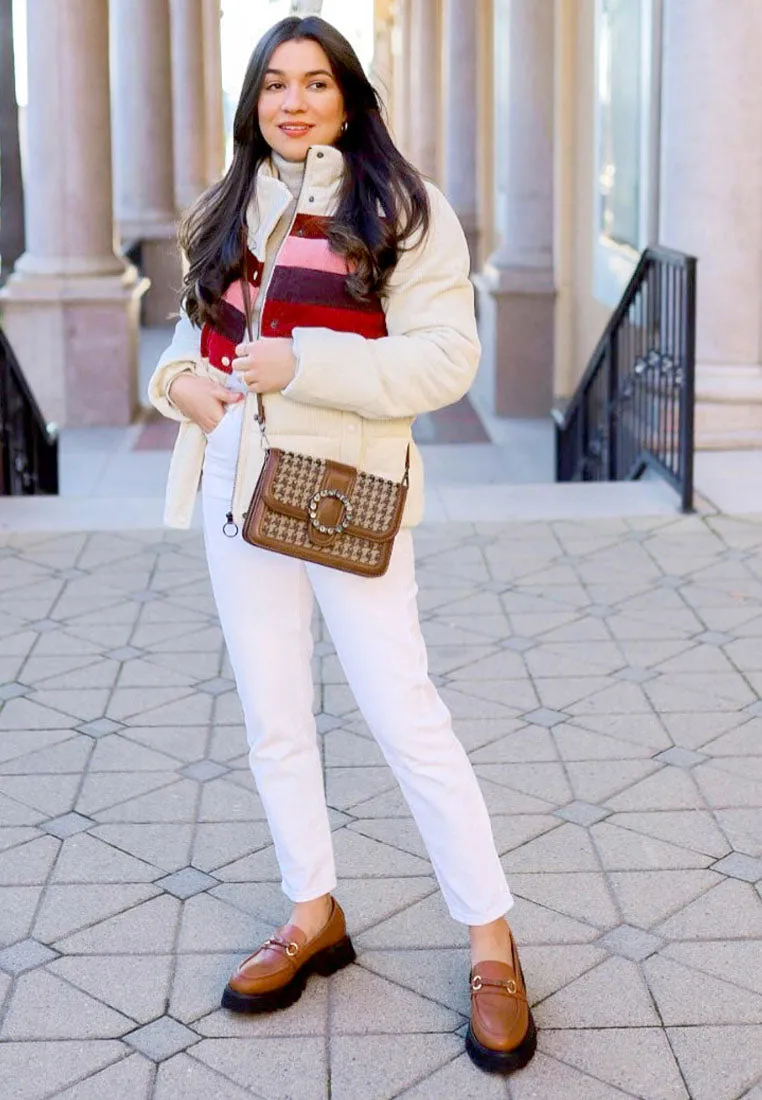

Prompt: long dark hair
[{"left": 179, "top": 15, "right": 430, "bottom": 327}]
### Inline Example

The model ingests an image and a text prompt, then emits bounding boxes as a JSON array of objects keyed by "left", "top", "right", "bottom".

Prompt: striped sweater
[
  {"left": 148, "top": 144, "right": 481, "bottom": 530},
  {"left": 201, "top": 212, "right": 387, "bottom": 378}
]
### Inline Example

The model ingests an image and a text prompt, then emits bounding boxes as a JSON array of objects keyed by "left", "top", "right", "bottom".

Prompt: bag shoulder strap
[{"left": 240, "top": 226, "right": 266, "bottom": 426}]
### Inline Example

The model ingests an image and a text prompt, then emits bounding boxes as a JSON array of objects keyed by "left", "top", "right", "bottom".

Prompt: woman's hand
[
  {"left": 167, "top": 374, "right": 244, "bottom": 433},
  {"left": 232, "top": 338, "right": 297, "bottom": 394}
]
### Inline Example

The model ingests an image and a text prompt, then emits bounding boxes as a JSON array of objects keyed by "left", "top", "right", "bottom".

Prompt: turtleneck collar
[{"left": 270, "top": 151, "right": 307, "bottom": 199}]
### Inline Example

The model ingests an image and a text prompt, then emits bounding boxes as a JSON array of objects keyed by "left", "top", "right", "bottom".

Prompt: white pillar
[
  {"left": 407, "top": 0, "right": 440, "bottom": 181},
  {"left": 16, "top": 1, "right": 122, "bottom": 278},
  {"left": 202, "top": 0, "right": 225, "bottom": 184},
  {"left": 660, "top": 0, "right": 762, "bottom": 447},
  {"left": 111, "top": 0, "right": 181, "bottom": 326},
  {"left": 371, "top": 0, "right": 395, "bottom": 124},
  {"left": 170, "top": 0, "right": 208, "bottom": 211},
  {"left": 0, "top": 0, "right": 147, "bottom": 427},
  {"left": 390, "top": 0, "right": 413, "bottom": 156},
  {"left": 474, "top": 0, "right": 555, "bottom": 418},
  {"left": 441, "top": 0, "right": 478, "bottom": 264}
]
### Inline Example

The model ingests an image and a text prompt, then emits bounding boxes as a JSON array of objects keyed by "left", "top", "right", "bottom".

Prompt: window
[{"left": 593, "top": 0, "right": 661, "bottom": 306}]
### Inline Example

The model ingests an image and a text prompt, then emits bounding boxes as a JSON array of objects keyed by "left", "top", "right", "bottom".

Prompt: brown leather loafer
[
  {"left": 466, "top": 929, "right": 537, "bottom": 1074},
  {"left": 221, "top": 896, "right": 355, "bottom": 1013}
]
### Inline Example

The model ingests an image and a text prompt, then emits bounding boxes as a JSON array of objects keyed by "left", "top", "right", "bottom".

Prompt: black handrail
[
  {"left": 0, "top": 326, "right": 59, "bottom": 495},
  {"left": 553, "top": 247, "right": 697, "bottom": 512}
]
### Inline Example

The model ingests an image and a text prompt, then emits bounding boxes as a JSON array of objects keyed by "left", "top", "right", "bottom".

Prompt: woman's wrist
[{"left": 166, "top": 370, "right": 193, "bottom": 408}]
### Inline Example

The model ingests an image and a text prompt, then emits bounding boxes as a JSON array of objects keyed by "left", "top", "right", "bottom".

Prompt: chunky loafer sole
[
  {"left": 221, "top": 934, "right": 356, "bottom": 1014},
  {"left": 465, "top": 1009, "right": 537, "bottom": 1075}
]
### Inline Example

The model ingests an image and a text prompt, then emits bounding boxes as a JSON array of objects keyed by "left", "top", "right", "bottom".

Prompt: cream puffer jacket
[{"left": 147, "top": 145, "right": 481, "bottom": 529}]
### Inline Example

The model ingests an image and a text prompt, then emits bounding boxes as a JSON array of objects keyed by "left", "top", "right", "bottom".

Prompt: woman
[{"left": 149, "top": 15, "right": 535, "bottom": 1077}]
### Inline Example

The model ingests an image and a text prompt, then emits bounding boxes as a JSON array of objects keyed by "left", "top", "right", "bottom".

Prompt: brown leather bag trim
[
  {"left": 241, "top": 506, "right": 396, "bottom": 578},
  {"left": 260, "top": 453, "right": 356, "bottom": 521},
  {"left": 243, "top": 531, "right": 396, "bottom": 578},
  {"left": 307, "top": 463, "right": 358, "bottom": 548}
]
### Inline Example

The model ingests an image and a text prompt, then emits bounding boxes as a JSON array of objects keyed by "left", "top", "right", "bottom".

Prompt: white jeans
[{"left": 201, "top": 403, "right": 514, "bottom": 925}]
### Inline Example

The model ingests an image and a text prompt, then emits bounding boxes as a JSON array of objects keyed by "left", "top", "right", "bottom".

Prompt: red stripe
[
  {"left": 244, "top": 250, "right": 264, "bottom": 282},
  {"left": 291, "top": 214, "right": 333, "bottom": 240},
  {"left": 201, "top": 326, "right": 235, "bottom": 373},
  {"left": 261, "top": 301, "right": 387, "bottom": 339}
]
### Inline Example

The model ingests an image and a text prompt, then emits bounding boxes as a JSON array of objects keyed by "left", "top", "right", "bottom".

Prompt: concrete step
[
  {"left": 427, "top": 477, "right": 690, "bottom": 522},
  {"left": 0, "top": 477, "right": 695, "bottom": 533}
]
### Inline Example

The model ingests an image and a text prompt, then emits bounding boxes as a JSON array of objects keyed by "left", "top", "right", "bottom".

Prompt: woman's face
[{"left": 258, "top": 39, "right": 346, "bottom": 161}]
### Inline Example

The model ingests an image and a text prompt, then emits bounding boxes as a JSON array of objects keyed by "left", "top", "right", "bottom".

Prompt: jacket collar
[{"left": 245, "top": 144, "right": 345, "bottom": 261}]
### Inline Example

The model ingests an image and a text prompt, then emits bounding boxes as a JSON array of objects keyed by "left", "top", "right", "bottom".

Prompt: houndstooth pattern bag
[
  {"left": 242, "top": 447, "right": 408, "bottom": 577},
  {"left": 235, "top": 239, "right": 409, "bottom": 578}
]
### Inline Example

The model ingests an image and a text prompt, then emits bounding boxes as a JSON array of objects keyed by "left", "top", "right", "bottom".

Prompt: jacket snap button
[
  {"left": 316, "top": 151, "right": 324, "bottom": 159},
  {"left": 270, "top": 320, "right": 278, "bottom": 330},
  {"left": 308, "top": 196, "right": 315, "bottom": 203},
  {"left": 221, "top": 356, "right": 231, "bottom": 367}
]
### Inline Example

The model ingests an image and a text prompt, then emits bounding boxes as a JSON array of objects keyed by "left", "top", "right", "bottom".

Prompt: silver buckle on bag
[{"left": 308, "top": 488, "right": 353, "bottom": 535}]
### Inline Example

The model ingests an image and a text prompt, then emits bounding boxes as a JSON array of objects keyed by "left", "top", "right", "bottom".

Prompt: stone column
[
  {"left": 111, "top": 0, "right": 181, "bottom": 326},
  {"left": 372, "top": 0, "right": 395, "bottom": 124},
  {"left": 660, "top": 0, "right": 762, "bottom": 448},
  {"left": 170, "top": 0, "right": 208, "bottom": 211},
  {"left": 0, "top": 0, "right": 147, "bottom": 427},
  {"left": 474, "top": 0, "right": 495, "bottom": 274},
  {"left": 202, "top": 0, "right": 225, "bottom": 184},
  {"left": 407, "top": 0, "right": 440, "bottom": 181},
  {"left": 390, "top": 0, "right": 413, "bottom": 156},
  {"left": 474, "top": 0, "right": 555, "bottom": 418},
  {"left": 441, "top": 0, "right": 478, "bottom": 264}
]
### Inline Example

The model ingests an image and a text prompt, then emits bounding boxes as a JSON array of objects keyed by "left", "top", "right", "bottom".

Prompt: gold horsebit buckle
[
  {"left": 470, "top": 974, "right": 523, "bottom": 998},
  {"left": 262, "top": 936, "right": 300, "bottom": 958},
  {"left": 308, "top": 488, "right": 354, "bottom": 536}
]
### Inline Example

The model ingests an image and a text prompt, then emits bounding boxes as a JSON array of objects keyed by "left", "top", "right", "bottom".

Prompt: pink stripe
[
  {"left": 223, "top": 280, "right": 259, "bottom": 313},
  {"left": 278, "top": 235, "right": 351, "bottom": 276}
]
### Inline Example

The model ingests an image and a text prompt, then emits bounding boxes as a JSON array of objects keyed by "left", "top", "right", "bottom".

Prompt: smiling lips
[{"left": 279, "top": 123, "right": 313, "bottom": 137}]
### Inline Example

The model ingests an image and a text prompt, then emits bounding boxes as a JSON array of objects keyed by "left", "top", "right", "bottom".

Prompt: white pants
[{"left": 201, "top": 404, "right": 514, "bottom": 925}]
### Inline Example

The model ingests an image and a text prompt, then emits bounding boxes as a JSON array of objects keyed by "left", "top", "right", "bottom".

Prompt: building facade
[
  {"left": 0, "top": 0, "right": 224, "bottom": 428},
  {"left": 379, "top": 0, "right": 762, "bottom": 448},
  {"left": 2, "top": 0, "right": 761, "bottom": 451}
]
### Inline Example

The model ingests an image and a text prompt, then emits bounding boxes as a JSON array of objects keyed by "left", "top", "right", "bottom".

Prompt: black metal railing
[
  {"left": 553, "top": 247, "right": 697, "bottom": 512},
  {"left": 0, "top": 326, "right": 59, "bottom": 495}
]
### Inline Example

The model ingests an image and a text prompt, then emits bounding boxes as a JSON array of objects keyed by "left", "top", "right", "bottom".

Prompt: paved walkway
[{"left": 1, "top": 514, "right": 762, "bottom": 1099}]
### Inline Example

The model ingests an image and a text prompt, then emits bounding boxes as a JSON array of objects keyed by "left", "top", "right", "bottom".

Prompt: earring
[{"left": 341, "top": 120, "right": 348, "bottom": 135}]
